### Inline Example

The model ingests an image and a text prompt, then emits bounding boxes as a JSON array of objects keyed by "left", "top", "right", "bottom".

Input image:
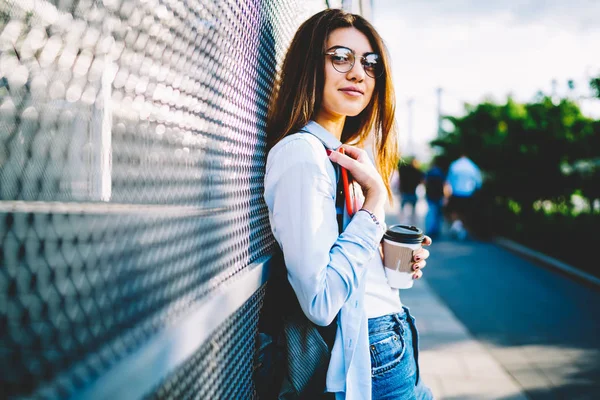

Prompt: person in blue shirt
[
  {"left": 445, "top": 153, "right": 483, "bottom": 240},
  {"left": 264, "top": 9, "right": 434, "bottom": 400}
]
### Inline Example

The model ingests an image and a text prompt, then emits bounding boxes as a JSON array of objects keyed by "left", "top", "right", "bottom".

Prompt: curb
[{"left": 494, "top": 237, "right": 600, "bottom": 289}]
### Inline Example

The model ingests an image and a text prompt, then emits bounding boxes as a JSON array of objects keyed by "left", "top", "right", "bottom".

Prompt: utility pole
[
  {"left": 342, "top": 0, "right": 354, "bottom": 12},
  {"left": 436, "top": 87, "right": 443, "bottom": 138},
  {"left": 551, "top": 78, "right": 558, "bottom": 104}
]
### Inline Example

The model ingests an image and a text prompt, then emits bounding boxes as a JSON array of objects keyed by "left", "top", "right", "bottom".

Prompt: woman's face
[{"left": 319, "top": 27, "right": 377, "bottom": 119}]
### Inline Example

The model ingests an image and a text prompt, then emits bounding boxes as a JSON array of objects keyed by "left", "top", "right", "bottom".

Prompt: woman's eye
[
  {"left": 332, "top": 55, "right": 351, "bottom": 64},
  {"left": 363, "top": 62, "right": 376, "bottom": 70}
]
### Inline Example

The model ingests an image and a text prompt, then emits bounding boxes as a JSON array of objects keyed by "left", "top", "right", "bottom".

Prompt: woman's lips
[{"left": 339, "top": 88, "right": 364, "bottom": 97}]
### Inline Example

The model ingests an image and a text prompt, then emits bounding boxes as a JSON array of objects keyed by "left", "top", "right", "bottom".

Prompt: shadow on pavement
[{"left": 423, "top": 236, "right": 600, "bottom": 399}]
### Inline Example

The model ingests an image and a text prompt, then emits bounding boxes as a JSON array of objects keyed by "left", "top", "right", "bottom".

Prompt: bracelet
[{"left": 358, "top": 208, "right": 380, "bottom": 226}]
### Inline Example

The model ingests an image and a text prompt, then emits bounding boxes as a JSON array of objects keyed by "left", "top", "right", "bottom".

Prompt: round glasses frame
[{"left": 324, "top": 47, "right": 384, "bottom": 79}]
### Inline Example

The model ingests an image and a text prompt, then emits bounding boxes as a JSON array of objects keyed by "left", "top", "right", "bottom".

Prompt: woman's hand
[
  {"left": 411, "top": 235, "right": 432, "bottom": 280},
  {"left": 328, "top": 145, "right": 386, "bottom": 221}
]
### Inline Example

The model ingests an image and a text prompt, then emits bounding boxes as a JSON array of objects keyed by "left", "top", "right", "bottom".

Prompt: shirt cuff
[{"left": 344, "top": 209, "right": 386, "bottom": 250}]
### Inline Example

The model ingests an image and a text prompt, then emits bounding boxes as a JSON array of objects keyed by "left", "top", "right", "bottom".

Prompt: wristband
[{"left": 358, "top": 208, "right": 380, "bottom": 226}]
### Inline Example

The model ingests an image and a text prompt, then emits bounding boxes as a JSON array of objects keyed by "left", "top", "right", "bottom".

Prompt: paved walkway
[
  {"left": 402, "top": 281, "right": 528, "bottom": 399},
  {"left": 386, "top": 197, "right": 528, "bottom": 399}
]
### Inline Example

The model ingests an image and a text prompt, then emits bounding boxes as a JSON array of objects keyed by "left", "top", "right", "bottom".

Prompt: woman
[{"left": 264, "top": 9, "right": 433, "bottom": 400}]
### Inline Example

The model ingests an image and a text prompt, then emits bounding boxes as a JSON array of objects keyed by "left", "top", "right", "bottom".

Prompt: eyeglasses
[{"left": 324, "top": 46, "right": 383, "bottom": 79}]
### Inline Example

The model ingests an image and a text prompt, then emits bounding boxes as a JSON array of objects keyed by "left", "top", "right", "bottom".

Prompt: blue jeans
[
  {"left": 369, "top": 307, "right": 433, "bottom": 400},
  {"left": 425, "top": 199, "right": 444, "bottom": 237}
]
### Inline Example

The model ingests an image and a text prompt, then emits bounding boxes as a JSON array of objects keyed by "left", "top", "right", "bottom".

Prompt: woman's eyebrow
[
  {"left": 325, "top": 45, "right": 376, "bottom": 56},
  {"left": 326, "top": 45, "right": 349, "bottom": 51}
]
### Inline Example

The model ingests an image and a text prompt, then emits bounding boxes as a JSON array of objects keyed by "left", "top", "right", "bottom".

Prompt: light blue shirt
[
  {"left": 446, "top": 156, "right": 482, "bottom": 197},
  {"left": 264, "top": 121, "right": 385, "bottom": 400}
]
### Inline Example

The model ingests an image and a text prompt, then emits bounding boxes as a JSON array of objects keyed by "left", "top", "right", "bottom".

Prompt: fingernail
[
  {"left": 413, "top": 274, "right": 419, "bottom": 279},
  {"left": 413, "top": 265, "right": 420, "bottom": 271},
  {"left": 414, "top": 256, "right": 421, "bottom": 262},
  {"left": 326, "top": 149, "right": 332, "bottom": 156}
]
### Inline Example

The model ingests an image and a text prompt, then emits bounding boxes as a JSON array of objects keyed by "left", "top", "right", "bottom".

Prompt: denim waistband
[{"left": 368, "top": 306, "right": 412, "bottom": 335}]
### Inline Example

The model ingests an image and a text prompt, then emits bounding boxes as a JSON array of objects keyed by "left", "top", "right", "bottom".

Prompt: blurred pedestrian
[
  {"left": 424, "top": 158, "right": 446, "bottom": 238},
  {"left": 263, "top": 9, "right": 434, "bottom": 400},
  {"left": 398, "top": 158, "right": 424, "bottom": 225},
  {"left": 445, "top": 152, "right": 482, "bottom": 240}
]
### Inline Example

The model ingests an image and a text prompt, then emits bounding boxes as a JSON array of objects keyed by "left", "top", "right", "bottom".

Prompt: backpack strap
[
  {"left": 298, "top": 129, "right": 343, "bottom": 348},
  {"left": 298, "top": 129, "right": 345, "bottom": 234}
]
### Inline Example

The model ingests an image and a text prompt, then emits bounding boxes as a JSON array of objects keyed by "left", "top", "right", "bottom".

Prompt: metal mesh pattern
[
  {"left": 146, "top": 285, "right": 266, "bottom": 400},
  {"left": 0, "top": 0, "right": 313, "bottom": 397}
]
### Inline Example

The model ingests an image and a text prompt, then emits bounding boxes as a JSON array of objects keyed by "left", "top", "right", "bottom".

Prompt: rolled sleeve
[{"left": 341, "top": 209, "right": 385, "bottom": 250}]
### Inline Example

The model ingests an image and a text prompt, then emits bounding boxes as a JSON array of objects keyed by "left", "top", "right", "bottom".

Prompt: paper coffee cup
[{"left": 382, "top": 225, "right": 424, "bottom": 289}]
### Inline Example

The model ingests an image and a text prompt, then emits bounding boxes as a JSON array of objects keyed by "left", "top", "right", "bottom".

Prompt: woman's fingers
[
  {"left": 327, "top": 149, "right": 359, "bottom": 170},
  {"left": 338, "top": 144, "right": 367, "bottom": 161},
  {"left": 413, "top": 248, "right": 430, "bottom": 262},
  {"left": 412, "top": 236, "right": 431, "bottom": 274},
  {"left": 412, "top": 235, "right": 432, "bottom": 275},
  {"left": 412, "top": 260, "right": 426, "bottom": 271},
  {"left": 328, "top": 146, "right": 384, "bottom": 194}
]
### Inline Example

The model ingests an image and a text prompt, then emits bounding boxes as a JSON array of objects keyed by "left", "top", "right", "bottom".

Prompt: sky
[{"left": 371, "top": 0, "right": 600, "bottom": 160}]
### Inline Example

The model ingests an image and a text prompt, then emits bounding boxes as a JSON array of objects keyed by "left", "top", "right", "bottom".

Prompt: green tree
[
  {"left": 591, "top": 75, "right": 600, "bottom": 99},
  {"left": 432, "top": 97, "right": 597, "bottom": 215}
]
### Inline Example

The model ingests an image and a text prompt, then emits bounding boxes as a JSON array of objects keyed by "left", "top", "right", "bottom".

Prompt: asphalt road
[{"left": 423, "top": 236, "right": 600, "bottom": 400}]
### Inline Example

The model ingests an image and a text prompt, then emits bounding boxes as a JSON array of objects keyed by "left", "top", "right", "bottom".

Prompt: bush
[{"left": 487, "top": 204, "right": 600, "bottom": 278}]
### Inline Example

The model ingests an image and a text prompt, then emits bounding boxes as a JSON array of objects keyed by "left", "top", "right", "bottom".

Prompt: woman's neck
[{"left": 314, "top": 112, "right": 345, "bottom": 141}]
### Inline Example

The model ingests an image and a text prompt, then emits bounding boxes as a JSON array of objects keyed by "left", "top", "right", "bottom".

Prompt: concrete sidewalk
[{"left": 386, "top": 198, "right": 528, "bottom": 399}]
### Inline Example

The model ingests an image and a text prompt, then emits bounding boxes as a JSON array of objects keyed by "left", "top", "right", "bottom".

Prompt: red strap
[{"left": 338, "top": 148, "right": 355, "bottom": 217}]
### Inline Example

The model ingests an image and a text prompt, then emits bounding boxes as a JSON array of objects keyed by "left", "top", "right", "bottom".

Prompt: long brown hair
[{"left": 267, "top": 8, "right": 399, "bottom": 198}]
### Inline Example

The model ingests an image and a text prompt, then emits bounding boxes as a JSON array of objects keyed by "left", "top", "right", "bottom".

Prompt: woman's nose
[{"left": 346, "top": 61, "right": 365, "bottom": 81}]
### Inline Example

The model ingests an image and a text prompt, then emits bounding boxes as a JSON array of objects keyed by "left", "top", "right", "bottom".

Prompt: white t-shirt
[{"left": 363, "top": 246, "right": 403, "bottom": 318}]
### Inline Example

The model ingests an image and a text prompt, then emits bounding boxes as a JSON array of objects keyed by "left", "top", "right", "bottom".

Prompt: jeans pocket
[{"left": 369, "top": 329, "right": 406, "bottom": 376}]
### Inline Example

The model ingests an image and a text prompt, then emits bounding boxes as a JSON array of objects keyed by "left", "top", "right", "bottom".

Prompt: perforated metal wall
[
  {"left": 146, "top": 285, "right": 266, "bottom": 400},
  {"left": 0, "top": 0, "right": 323, "bottom": 398}
]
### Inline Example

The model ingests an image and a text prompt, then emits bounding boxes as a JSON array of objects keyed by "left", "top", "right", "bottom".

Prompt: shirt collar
[{"left": 301, "top": 121, "right": 342, "bottom": 150}]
